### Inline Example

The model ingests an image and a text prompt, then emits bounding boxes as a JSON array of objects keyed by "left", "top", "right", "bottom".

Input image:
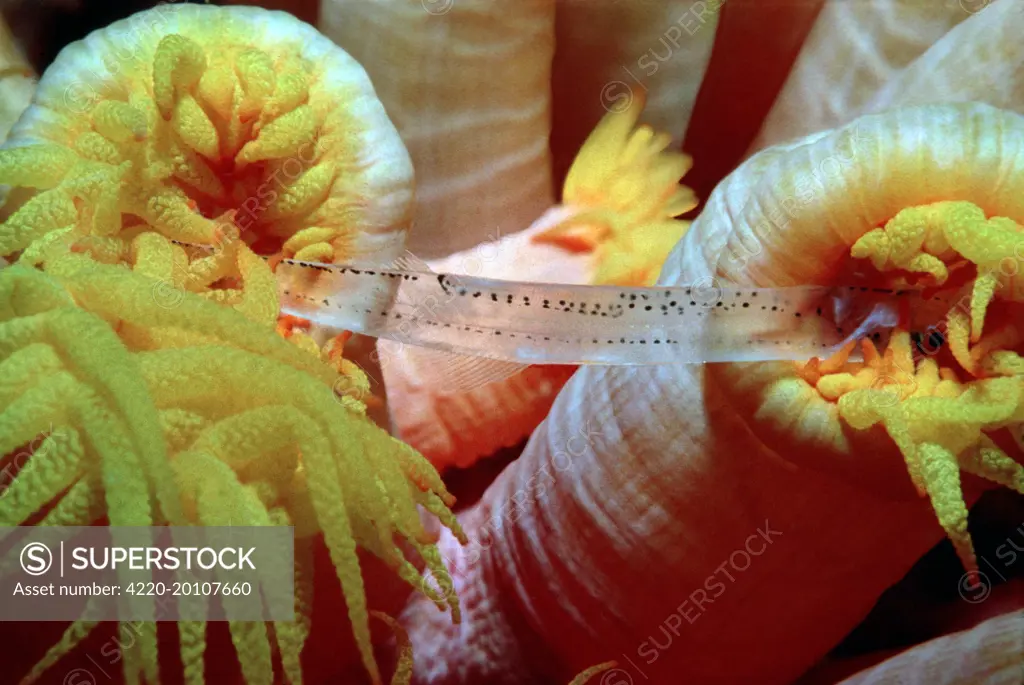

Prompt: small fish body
[{"left": 273, "top": 253, "right": 942, "bottom": 366}]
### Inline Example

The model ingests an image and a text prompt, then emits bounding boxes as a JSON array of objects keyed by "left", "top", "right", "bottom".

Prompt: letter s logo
[{"left": 21, "top": 542, "right": 53, "bottom": 576}]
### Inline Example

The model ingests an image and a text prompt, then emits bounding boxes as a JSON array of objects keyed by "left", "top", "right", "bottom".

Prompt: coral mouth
[
  {"left": 0, "top": 4, "right": 412, "bottom": 270},
  {"left": 789, "top": 201, "right": 1024, "bottom": 577},
  {"left": 144, "top": 35, "right": 347, "bottom": 256},
  {"left": 31, "top": 35, "right": 332, "bottom": 256}
]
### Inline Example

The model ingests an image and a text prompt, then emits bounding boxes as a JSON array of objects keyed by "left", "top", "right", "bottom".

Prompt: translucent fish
[{"left": 272, "top": 251, "right": 951, "bottom": 367}]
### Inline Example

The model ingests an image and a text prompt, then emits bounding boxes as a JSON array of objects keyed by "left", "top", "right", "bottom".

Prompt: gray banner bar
[{"left": 0, "top": 527, "right": 294, "bottom": 621}]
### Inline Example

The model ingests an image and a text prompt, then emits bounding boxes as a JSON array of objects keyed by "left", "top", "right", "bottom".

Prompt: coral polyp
[
  {"left": 532, "top": 92, "right": 699, "bottom": 287},
  {"left": 763, "top": 199, "right": 1024, "bottom": 581},
  {"left": 834, "top": 201, "right": 1024, "bottom": 577},
  {"left": 1, "top": 3, "right": 413, "bottom": 266},
  {"left": 0, "top": 5, "right": 456, "bottom": 685}
]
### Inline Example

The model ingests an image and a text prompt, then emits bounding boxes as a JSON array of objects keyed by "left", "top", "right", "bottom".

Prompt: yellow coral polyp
[
  {"left": 0, "top": 3, "right": 412, "bottom": 270},
  {"left": 0, "top": 5, "right": 435, "bottom": 685},
  {"left": 532, "top": 92, "right": 698, "bottom": 287},
  {"left": 811, "top": 200, "right": 1024, "bottom": 579},
  {"left": 2, "top": 255, "right": 462, "bottom": 685}
]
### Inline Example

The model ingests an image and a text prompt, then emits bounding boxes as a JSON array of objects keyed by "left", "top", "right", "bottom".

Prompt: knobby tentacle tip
[{"left": 567, "top": 660, "right": 620, "bottom": 685}]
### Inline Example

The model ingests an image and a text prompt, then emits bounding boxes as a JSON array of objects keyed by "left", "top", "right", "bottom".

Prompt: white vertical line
[
  {"left": 620, "top": 64, "right": 649, "bottom": 92},
  {"left": 86, "top": 653, "right": 111, "bottom": 679},
  {"left": 981, "top": 555, "right": 1008, "bottom": 582},
  {"left": 621, "top": 652, "right": 649, "bottom": 680}
]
